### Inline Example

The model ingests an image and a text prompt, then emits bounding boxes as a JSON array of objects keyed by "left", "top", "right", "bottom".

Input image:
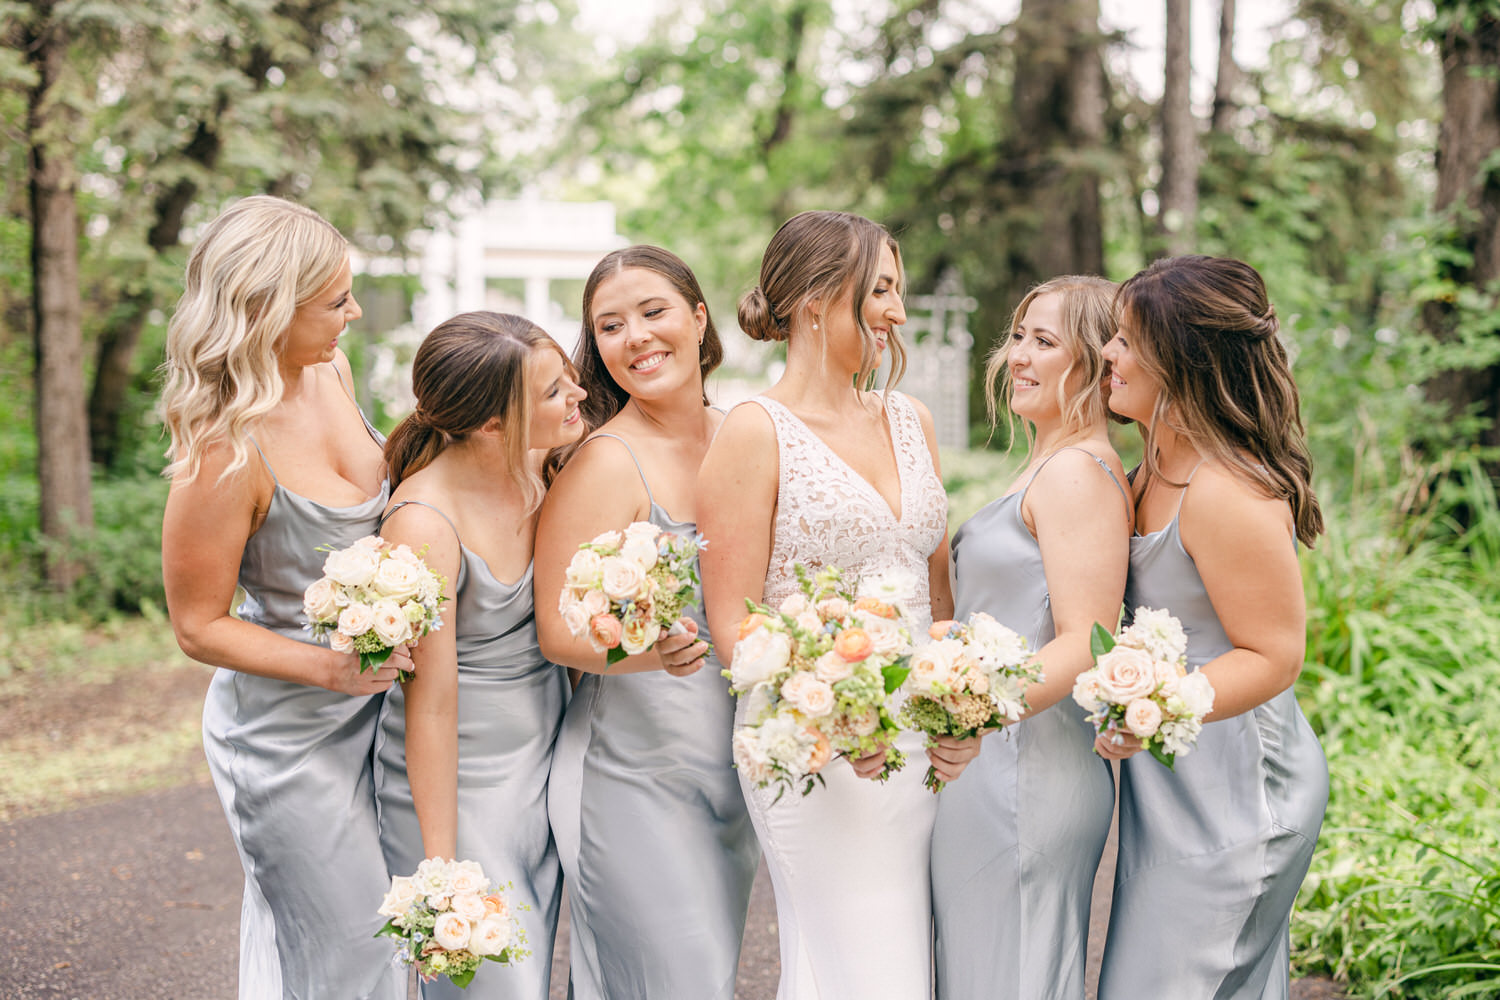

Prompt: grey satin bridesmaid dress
[
  {"left": 373, "top": 501, "right": 568, "bottom": 1000},
  {"left": 200, "top": 377, "right": 404, "bottom": 1000},
  {"left": 1098, "top": 475, "right": 1328, "bottom": 999},
  {"left": 931, "top": 448, "right": 1122, "bottom": 1000},
  {"left": 547, "top": 434, "right": 759, "bottom": 1000}
]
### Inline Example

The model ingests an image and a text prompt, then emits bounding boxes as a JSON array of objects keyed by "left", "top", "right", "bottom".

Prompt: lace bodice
[{"left": 750, "top": 392, "right": 948, "bottom": 627}]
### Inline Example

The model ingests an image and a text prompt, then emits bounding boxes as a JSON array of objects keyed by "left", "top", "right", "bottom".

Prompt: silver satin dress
[
  {"left": 931, "top": 449, "right": 1121, "bottom": 1000},
  {"left": 1098, "top": 504, "right": 1328, "bottom": 999},
  {"left": 547, "top": 435, "right": 759, "bottom": 1000},
  {"left": 201, "top": 424, "right": 404, "bottom": 999},
  {"left": 373, "top": 501, "right": 568, "bottom": 1000}
]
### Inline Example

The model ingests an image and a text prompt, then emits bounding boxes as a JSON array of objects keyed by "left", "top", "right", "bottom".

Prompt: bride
[{"left": 699, "top": 210, "right": 980, "bottom": 998}]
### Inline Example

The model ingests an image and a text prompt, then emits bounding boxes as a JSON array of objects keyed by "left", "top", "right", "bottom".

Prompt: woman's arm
[
  {"left": 378, "top": 501, "right": 461, "bottom": 861},
  {"left": 1021, "top": 448, "right": 1132, "bottom": 717},
  {"left": 534, "top": 436, "right": 708, "bottom": 675},
  {"left": 697, "top": 404, "right": 779, "bottom": 664},
  {"left": 161, "top": 441, "right": 402, "bottom": 694}
]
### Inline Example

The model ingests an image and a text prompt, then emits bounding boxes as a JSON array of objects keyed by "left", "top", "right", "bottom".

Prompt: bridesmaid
[
  {"left": 931, "top": 276, "right": 1131, "bottom": 999},
  {"left": 534, "top": 246, "right": 759, "bottom": 1000},
  {"left": 160, "top": 195, "right": 407, "bottom": 999},
  {"left": 372, "top": 312, "right": 587, "bottom": 998},
  {"left": 1097, "top": 255, "right": 1328, "bottom": 998}
]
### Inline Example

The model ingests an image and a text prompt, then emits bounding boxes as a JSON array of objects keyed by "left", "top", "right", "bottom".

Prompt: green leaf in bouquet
[
  {"left": 882, "top": 661, "right": 913, "bottom": 693},
  {"left": 374, "top": 918, "right": 402, "bottom": 939},
  {"left": 1090, "top": 622, "right": 1115, "bottom": 659},
  {"left": 360, "top": 646, "right": 394, "bottom": 673},
  {"left": 606, "top": 645, "right": 628, "bottom": 666},
  {"left": 450, "top": 966, "right": 477, "bottom": 989},
  {"left": 1148, "top": 742, "right": 1177, "bottom": 771}
]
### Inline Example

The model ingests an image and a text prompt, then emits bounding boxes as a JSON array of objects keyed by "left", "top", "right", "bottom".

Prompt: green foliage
[{"left": 1295, "top": 459, "right": 1500, "bottom": 998}]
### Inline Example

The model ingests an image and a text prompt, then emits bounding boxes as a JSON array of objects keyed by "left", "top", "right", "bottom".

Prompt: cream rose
[
  {"left": 330, "top": 630, "right": 355, "bottom": 654},
  {"left": 590, "top": 529, "right": 623, "bottom": 549},
  {"left": 1095, "top": 645, "right": 1158, "bottom": 703},
  {"left": 815, "top": 596, "right": 851, "bottom": 621},
  {"left": 620, "top": 616, "right": 661, "bottom": 656},
  {"left": 781, "top": 672, "right": 835, "bottom": 718},
  {"left": 1072, "top": 670, "right": 1105, "bottom": 712},
  {"left": 581, "top": 588, "right": 609, "bottom": 617},
  {"left": 561, "top": 601, "right": 591, "bottom": 638},
  {"left": 371, "top": 558, "right": 423, "bottom": 602},
  {"left": 566, "top": 549, "right": 603, "bottom": 588},
  {"left": 1175, "top": 671, "right": 1215, "bottom": 717},
  {"left": 337, "top": 603, "right": 376, "bottom": 638},
  {"left": 813, "top": 650, "right": 853, "bottom": 685},
  {"left": 793, "top": 610, "right": 824, "bottom": 635},
  {"left": 620, "top": 534, "right": 660, "bottom": 571},
  {"left": 371, "top": 600, "right": 411, "bottom": 647},
  {"left": 778, "top": 593, "right": 811, "bottom": 617},
  {"left": 323, "top": 545, "right": 380, "bottom": 588},
  {"left": 730, "top": 628, "right": 792, "bottom": 689},
  {"left": 733, "top": 728, "right": 774, "bottom": 785},
  {"left": 908, "top": 640, "right": 958, "bottom": 692},
  {"left": 856, "top": 613, "right": 909, "bottom": 657},
  {"left": 450, "top": 892, "right": 487, "bottom": 922},
  {"left": 623, "top": 520, "right": 660, "bottom": 542},
  {"left": 432, "top": 912, "right": 472, "bottom": 951},
  {"left": 1124, "top": 697, "right": 1163, "bottom": 738},
  {"left": 377, "top": 875, "right": 421, "bottom": 918},
  {"left": 469, "top": 914, "right": 513, "bottom": 957},
  {"left": 447, "top": 861, "right": 486, "bottom": 896},
  {"left": 849, "top": 706, "right": 881, "bottom": 737},
  {"left": 302, "top": 577, "right": 340, "bottom": 621},
  {"left": 600, "top": 556, "right": 646, "bottom": 601}
]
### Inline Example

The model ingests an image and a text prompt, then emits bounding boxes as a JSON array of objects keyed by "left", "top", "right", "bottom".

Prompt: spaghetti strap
[
  {"left": 247, "top": 435, "right": 280, "bottom": 487},
  {"left": 1173, "top": 460, "right": 1207, "bottom": 517},
  {"left": 1027, "top": 446, "right": 1129, "bottom": 511},
  {"left": 583, "top": 432, "right": 656, "bottom": 510},
  {"left": 379, "top": 499, "right": 461, "bottom": 543}
]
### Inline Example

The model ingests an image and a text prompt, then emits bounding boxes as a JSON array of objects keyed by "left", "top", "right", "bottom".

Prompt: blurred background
[{"left": 2, "top": 2, "right": 1498, "bottom": 997}]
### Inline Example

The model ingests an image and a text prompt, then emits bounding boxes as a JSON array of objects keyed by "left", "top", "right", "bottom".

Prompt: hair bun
[{"left": 738, "top": 286, "right": 788, "bottom": 343}]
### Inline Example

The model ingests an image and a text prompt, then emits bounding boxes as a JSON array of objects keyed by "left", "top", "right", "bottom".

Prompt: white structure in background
[
  {"left": 900, "top": 270, "right": 978, "bottom": 451},
  {"left": 414, "top": 198, "right": 629, "bottom": 356}
]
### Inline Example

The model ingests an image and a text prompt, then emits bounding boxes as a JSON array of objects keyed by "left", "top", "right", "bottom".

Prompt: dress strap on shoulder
[
  {"left": 584, "top": 432, "right": 656, "bottom": 510},
  {"left": 247, "top": 435, "right": 280, "bottom": 487},
  {"left": 1028, "top": 446, "right": 1131, "bottom": 518},
  {"left": 379, "top": 499, "right": 461, "bottom": 542}
]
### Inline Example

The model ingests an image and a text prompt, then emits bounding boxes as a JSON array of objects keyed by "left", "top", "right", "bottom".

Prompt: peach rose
[
  {"left": 834, "top": 628, "right": 874, "bottom": 662},
  {"left": 587, "top": 614, "right": 623, "bottom": 652}
]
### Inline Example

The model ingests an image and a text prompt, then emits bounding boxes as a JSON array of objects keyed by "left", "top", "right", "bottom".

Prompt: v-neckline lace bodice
[{"left": 750, "top": 391, "right": 948, "bottom": 623}]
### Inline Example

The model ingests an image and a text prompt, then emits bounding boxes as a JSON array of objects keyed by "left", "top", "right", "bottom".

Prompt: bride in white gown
[{"left": 700, "top": 210, "right": 981, "bottom": 999}]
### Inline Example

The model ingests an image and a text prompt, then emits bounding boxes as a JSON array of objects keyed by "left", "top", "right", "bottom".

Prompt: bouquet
[
  {"left": 899, "top": 612, "right": 1042, "bottom": 791},
  {"left": 558, "top": 521, "right": 705, "bottom": 666},
  {"left": 303, "top": 535, "right": 448, "bottom": 682},
  {"left": 1071, "top": 607, "right": 1215, "bottom": 770},
  {"left": 726, "top": 564, "right": 917, "bottom": 799},
  {"left": 376, "top": 857, "right": 528, "bottom": 988}
]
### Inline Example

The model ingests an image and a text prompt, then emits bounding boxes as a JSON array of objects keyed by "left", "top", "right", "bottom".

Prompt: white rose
[
  {"left": 371, "top": 600, "right": 411, "bottom": 647},
  {"left": 1124, "top": 697, "right": 1163, "bottom": 738},
  {"left": 414, "top": 856, "right": 453, "bottom": 894},
  {"left": 447, "top": 860, "right": 486, "bottom": 896},
  {"left": 780, "top": 672, "right": 835, "bottom": 718},
  {"left": 733, "top": 728, "right": 774, "bottom": 784},
  {"left": 729, "top": 628, "right": 793, "bottom": 690},
  {"left": 600, "top": 556, "right": 646, "bottom": 601},
  {"left": 778, "top": 593, "right": 811, "bottom": 617},
  {"left": 302, "top": 577, "right": 340, "bottom": 622},
  {"left": 432, "top": 911, "right": 472, "bottom": 951},
  {"left": 620, "top": 615, "right": 661, "bottom": 656},
  {"left": 377, "top": 875, "right": 421, "bottom": 918},
  {"left": 620, "top": 534, "right": 660, "bottom": 571},
  {"left": 1094, "top": 645, "right": 1158, "bottom": 703},
  {"left": 337, "top": 603, "right": 376, "bottom": 638},
  {"left": 469, "top": 914, "right": 513, "bottom": 957},
  {"left": 815, "top": 596, "right": 851, "bottom": 621},
  {"left": 581, "top": 588, "right": 609, "bottom": 616},
  {"left": 848, "top": 706, "right": 881, "bottom": 737},
  {"left": 566, "top": 549, "right": 603, "bottom": 588},
  {"left": 1175, "top": 671, "right": 1216, "bottom": 718},
  {"left": 322, "top": 545, "right": 380, "bottom": 588},
  {"left": 1153, "top": 659, "right": 1184, "bottom": 694},
  {"left": 623, "top": 521, "right": 660, "bottom": 542},
  {"left": 329, "top": 630, "right": 355, "bottom": 654},
  {"left": 561, "top": 601, "right": 591, "bottom": 638},
  {"left": 386, "top": 542, "right": 421, "bottom": 566},
  {"left": 793, "top": 610, "right": 824, "bottom": 635},
  {"left": 855, "top": 612, "right": 909, "bottom": 657},
  {"left": 813, "top": 650, "right": 852, "bottom": 685},
  {"left": 1071, "top": 669, "right": 1105, "bottom": 713},
  {"left": 590, "top": 529, "right": 623, "bottom": 549},
  {"left": 352, "top": 535, "right": 385, "bottom": 550},
  {"left": 371, "top": 558, "right": 423, "bottom": 602},
  {"left": 907, "top": 640, "right": 957, "bottom": 693},
  {"left": 451, "top": 892, "right": 487, "bottom": 922}
]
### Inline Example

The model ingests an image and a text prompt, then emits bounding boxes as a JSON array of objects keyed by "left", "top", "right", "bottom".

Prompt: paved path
[{"left": 0, "top": 772, "right": 1334, "bottom": 999}]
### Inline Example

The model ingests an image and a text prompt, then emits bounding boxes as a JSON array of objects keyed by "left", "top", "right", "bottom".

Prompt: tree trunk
[
  {"left": 26, "top": 2, "right": 93, "bottom": 587},
  {"left": 1211, "top": 0, "right": 1238, "bottom": 134},
  {"left": 1421, "top": 8, "right": 1500, "bottom": 455},
  {"left": 1157, "top": 0, "right": 1197, "bottom": 256}
]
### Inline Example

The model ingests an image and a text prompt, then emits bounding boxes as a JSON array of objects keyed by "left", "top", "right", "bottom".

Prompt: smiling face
[
  {"left": 1006, "top": 291, "right": 1080, "bottom": 424},
  {"left": 589, "top": 267, "right": 708, "bottom": 402},
  {"left": 1101, "top": 308, "right": 1161, "bottom": 424},
  {"left": 280, "top": 257, "right": 360, "bottom": 371},
  {"left": 526, "top": 346, "right": 587, "bottom": 450},
  {"left": 821, "top": 242, "right": 906, "bottom": 375}
]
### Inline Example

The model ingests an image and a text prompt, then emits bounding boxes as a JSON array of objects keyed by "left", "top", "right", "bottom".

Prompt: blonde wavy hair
[
  {"left": 158, "top": 195, "right": 349, "bottom": 483},
  {"left": 984, "top": 274, "right": 1120, "bottom": 451}
]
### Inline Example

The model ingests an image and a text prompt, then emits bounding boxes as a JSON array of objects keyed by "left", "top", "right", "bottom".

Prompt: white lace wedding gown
[{"left": 740, "top": 391, "right": 949, "bottom": 1000}]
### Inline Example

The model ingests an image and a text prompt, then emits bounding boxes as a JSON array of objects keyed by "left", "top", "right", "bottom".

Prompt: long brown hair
[
  {"left": 737, "top": 210, "right": 907, "bottom": 390},
  {"left": 1118, "top": 255, "right": 1324, "bottom": 545},
  {"left": 571, "top": 245, "right": 723, "bottom": 433},
  {"left": 384, "top": 312, "right": 569, "bottom": 512}
]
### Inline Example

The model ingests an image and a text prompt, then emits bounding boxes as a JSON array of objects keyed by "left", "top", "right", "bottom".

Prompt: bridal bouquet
[
  {"left": 899, "top": 613, "right": 1041, "bottom": 791},
  {"left": 726, "top": 564, "right": 916, "bottom": 798},
  {"left": 303, "top": 535, "right": 447, "bottom": 681},
  {"left": 1072, "top": 607, "right": 1214, "bottom": 770},
  {"left": 376, "top": 857, "right": 528, "bottom": 988},
  {"left": 558, "top": 521, "right": 705, "bottom": 666}
]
